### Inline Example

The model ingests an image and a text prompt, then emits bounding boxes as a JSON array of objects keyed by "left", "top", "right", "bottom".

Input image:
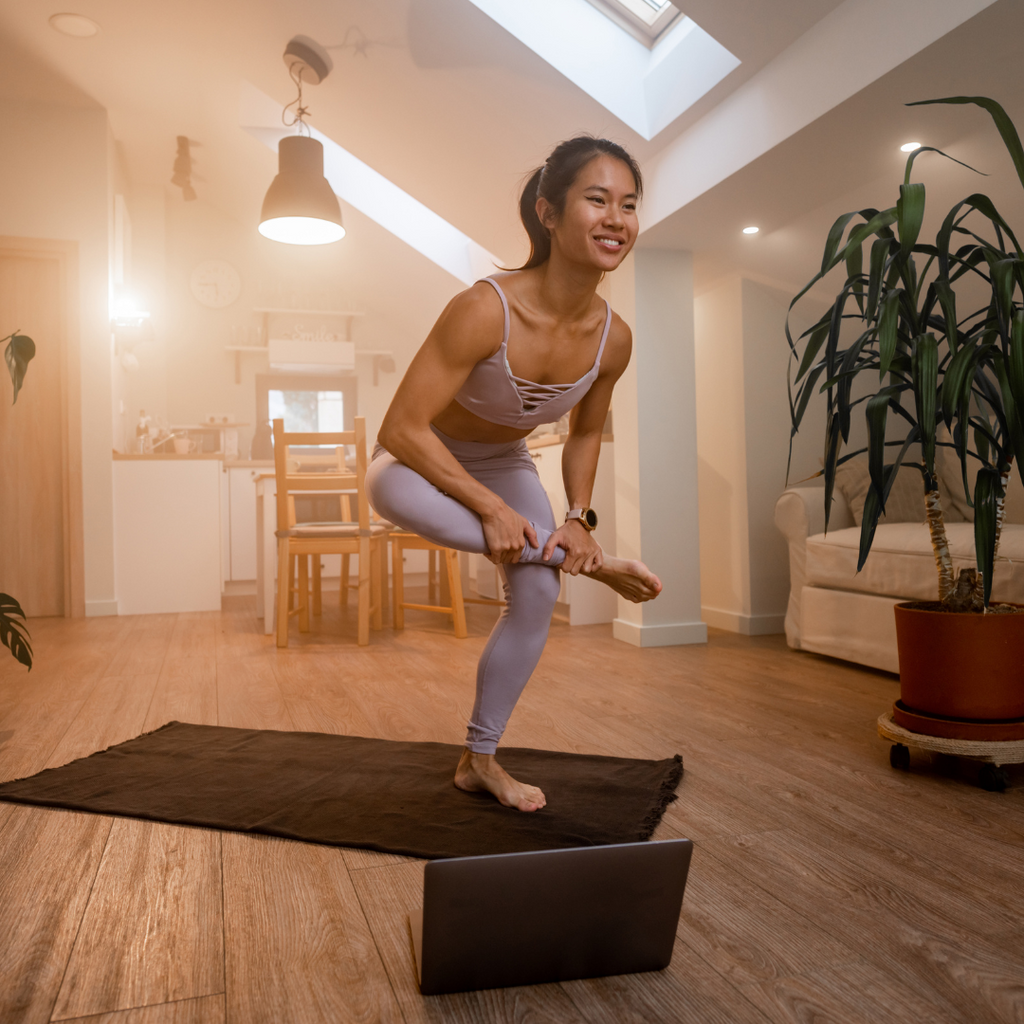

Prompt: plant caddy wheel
[{"left": 878, "top": 713, "right": 1024, "bottom": 792}]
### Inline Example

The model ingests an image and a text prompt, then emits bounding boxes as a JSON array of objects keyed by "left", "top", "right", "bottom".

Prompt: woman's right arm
[{"left": 376, "top": 284, "right": 539, "bottom": 563}]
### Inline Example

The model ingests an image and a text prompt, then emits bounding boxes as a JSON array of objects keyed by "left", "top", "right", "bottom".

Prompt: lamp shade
[{"left": 259, "top": 135, "right": 345, "bottom": 245}]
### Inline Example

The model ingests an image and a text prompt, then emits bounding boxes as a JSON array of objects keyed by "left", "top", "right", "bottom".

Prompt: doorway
[{"left": 0, "top": 237, "right": 84, "bottom": 617}]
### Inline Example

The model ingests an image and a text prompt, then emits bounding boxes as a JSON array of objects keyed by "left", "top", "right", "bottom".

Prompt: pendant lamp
[
  {"left": 258, "top": 36, "right": 345, "bottom": 246},
  {"left": 259, "top": 135, "right": 345, "bottom": 245}
]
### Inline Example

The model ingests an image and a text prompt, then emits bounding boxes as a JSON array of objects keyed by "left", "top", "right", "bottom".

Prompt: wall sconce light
[
  {"left": 111, "top": 298, "right": 153, "bottom": 368},
  {"left": 259, "top": 37, "right": 345, "bottom": 246}
]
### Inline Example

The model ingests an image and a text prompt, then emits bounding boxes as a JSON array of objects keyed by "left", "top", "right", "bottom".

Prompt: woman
[{"left": 368, "top": 136, "right": 662, "bottom": 812}]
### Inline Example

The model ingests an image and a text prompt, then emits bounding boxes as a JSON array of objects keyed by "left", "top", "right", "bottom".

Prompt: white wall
[
  {"left": 118, "top": 187, "right": 468, "bottom": 460},
  {"left": 0, "top": 96, "right": 115, "bottom": 616},
  {"left": 695, "top": 274, "right": 824, "bottom": 634},
  {"left": 609, "top": 249, "right": 706, "bottom": 647}
]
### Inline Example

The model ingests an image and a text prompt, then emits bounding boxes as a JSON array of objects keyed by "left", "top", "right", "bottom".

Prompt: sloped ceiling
[{"left": 0, "top": 0, "right": 1021, "bottom": 295}]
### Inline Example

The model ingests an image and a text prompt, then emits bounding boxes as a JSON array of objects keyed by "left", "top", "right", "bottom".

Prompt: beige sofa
[{"left": 775, "top": 483, "right": 1024, "bottom": 673}]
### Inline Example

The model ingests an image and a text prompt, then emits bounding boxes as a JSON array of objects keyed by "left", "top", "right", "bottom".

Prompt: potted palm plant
[
  {"left": 787, "top": 96, "right": 1024, "bottom": 741},
  {"left": 1, "top": 329, "right": 35, "bottom": 669}
]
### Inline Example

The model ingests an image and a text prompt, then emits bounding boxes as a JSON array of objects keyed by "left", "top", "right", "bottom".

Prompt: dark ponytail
[{"left": 511, "top": 135, "right": 643, "bottom": 270}]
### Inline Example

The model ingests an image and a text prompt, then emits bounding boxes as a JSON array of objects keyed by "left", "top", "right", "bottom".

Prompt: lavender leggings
[{"left": 365, "top": 426, "right": 564, "bottom": 754}]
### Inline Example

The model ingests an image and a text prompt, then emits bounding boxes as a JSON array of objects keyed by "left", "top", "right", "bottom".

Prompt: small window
[
  {"left": 256, "top": 373, "right": 357, "bottom": 450},
  {"left": 587, "top": 0, "right": 682, "bottom": 45}
]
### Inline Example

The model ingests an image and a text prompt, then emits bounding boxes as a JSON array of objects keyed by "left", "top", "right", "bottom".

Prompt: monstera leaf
[
  {"left": 4, "top": 332, "right": 36, "bottom": 404},
  {"left": 0, "top": 593, "right": 32, "bottom": 670}
]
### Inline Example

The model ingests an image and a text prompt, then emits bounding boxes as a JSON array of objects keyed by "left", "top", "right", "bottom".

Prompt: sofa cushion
[
  {"left": 935, "top": 438, "right": 1024, "bottom": 524},
  {"left": 833, "top": 457, "right": 965, "bottom": 525},
  {"left": 805, "top": 522, "right": 1024, "bottom": 603}
]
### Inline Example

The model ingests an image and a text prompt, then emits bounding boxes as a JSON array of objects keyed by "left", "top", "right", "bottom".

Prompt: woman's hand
[
  {"left": 542, "top": 520, "right": 603, "bottom": 575},
  {"left": 480, "top": 503, "right": 540, "bottom": 564}
]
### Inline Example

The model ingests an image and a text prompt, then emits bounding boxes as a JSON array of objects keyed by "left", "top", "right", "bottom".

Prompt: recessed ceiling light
[
  {"left": 900, "top": 142, "right": 922, "bottom": 152},
  {"left": 742, "top": 226, "right": 759, "bottom": 235},
  {"left": 49, "top": 13, "right": 100, "bottom": 38}
]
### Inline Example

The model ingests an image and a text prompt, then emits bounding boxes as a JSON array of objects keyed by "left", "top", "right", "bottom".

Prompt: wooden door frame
[{"left": 1, "top": 236, "right": 85, "bottom": 617}]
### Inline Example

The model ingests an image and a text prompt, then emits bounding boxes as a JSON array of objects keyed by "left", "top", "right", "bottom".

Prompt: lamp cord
[{"left": 282, "top": 62, "right": 311, "bottom": 136}]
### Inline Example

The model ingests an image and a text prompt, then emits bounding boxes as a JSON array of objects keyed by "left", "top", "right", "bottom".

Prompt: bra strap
[
  {"left": 594, "top": 299, "right": 612, "bottom": 366},
  {"left": 481, "top": 277, "right": 510, "bottom": 348}
]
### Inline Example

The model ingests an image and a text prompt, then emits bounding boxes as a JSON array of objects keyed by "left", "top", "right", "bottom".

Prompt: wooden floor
[{"left": 1, "top": 592, "right": 1022, "bottom": 1024}]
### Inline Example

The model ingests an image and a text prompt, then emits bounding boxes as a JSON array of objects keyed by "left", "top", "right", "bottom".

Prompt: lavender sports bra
[{"left": 453, "top": 278, "right": 611, "bottom": 429}]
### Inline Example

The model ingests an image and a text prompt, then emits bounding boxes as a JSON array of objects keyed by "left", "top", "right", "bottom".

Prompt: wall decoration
[{"left": 190, "top": 260, "right": 242, "bottom": 308}]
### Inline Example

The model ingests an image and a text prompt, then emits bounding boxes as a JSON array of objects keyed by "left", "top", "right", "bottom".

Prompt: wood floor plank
[
  {"left": 349, "top": 859, "right": 589, "bottom": 1024},
  {"left": 142, "top": 659, "right": 218, "bottom": 733},
  {"left": 54, "top": 993, "right": 225, "bottom": 1024},
  {"left": 561, "top": 945, "right": 775, "bottom": 1024},
  {"left": 702, "top": 829, "right": 1024, "bottom": 1024},
  {"left": 738, "top": 959, "right": 968, "bottom": 1024},
  {"left": 2, "top": 607, "right": 1022, "bottom": 1024},
  {"left": 672, "top": 844, "right": 860, "bottom": 985},
  {"left": 0, "top": 805, "right": 112, "bottom": 1024},
  {"left": 52, "top": 819, "right": 223, "bottom": 1021},
  {"left": 221, "top": 832, "right": 403, "bottom": 1024}
]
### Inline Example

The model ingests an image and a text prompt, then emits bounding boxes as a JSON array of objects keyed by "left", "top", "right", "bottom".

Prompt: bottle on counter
[
  {"left": 135, "top": 410, "right": 151, "bottom": 454},
  {"left": 250, "top": 420, "right": 274, "bottom": 460}
]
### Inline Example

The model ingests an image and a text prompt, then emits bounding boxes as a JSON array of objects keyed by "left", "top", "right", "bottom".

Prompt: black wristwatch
[{"left": 565, "top": 507, "right": 598, "bottom": 532}]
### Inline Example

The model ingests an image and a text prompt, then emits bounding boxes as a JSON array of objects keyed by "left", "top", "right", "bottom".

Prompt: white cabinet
[
  {"left": 227, "top": 467, "right": 260, "bottom": 581},
  {"left": 114, "top": 459, "right": 223, "bottom": 614}
]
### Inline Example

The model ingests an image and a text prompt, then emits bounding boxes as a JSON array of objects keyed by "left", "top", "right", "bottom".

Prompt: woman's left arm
[{"left": 541, "top": 316, "right": 632, "bottom": 573}]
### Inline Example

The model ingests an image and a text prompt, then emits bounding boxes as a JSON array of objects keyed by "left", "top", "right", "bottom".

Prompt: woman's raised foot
[
  {"left": 454, "top": 749, "right": 547, "bottom": 812},
  {"left": 585, "top": 555, "right": 662, "bottom": 603}
]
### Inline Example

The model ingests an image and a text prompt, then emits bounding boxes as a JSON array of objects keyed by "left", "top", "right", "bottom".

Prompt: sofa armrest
[
  {"left": 774, "top": 487, "right": 854, "bottom": 650},
  {"left": 775, "top": 486, "right": 854, "bottom": 542}
]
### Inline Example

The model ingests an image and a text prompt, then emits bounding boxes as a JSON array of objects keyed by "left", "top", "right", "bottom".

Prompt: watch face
[
  {"left": 190, "top": 260, "right": 241, "bottom": 308},
  {"left": 583, "top": 508, "right": 599, "bottom": 530}
]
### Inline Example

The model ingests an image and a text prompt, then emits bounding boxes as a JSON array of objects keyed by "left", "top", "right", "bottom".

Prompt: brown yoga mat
[{"left": 0, "top": 722, "right": 683, "bottom": 859}]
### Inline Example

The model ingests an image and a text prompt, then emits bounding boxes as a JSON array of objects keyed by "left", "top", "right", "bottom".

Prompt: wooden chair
[
  {"left": 390, "top": 533, "right": 469, "bottom": 638},
  {"left": 389, "top": 536, "right": 506, "bottom": 638},
  {"left": 273, "top": 417, "right": 386, "bottom": 647}
]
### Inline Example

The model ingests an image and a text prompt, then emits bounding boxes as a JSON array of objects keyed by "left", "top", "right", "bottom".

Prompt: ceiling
[
  {"left": 0, "top": 0, "right": 1021, "bottom": 299},
  {"left": 642, "top": 0, "right": 1024, "bottom": 299}
]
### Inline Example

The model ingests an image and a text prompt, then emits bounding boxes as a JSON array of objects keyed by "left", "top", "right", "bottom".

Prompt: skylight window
[
  {"left": 466, "top": 0, "right": 739, "bottom": 140},
  {"left": 589, "top": 0, "right": 682, "bottom": 44}
]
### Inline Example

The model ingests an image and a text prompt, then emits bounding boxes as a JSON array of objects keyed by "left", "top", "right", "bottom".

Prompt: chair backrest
[{"left": 272, "top": 417, "right": 370, "bottom": 533}]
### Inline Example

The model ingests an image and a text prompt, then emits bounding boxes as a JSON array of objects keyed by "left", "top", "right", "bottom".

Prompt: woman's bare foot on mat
[
  {"left": 585, "top": 555, "right": 662, "bottom": 603},
  {"left": 454, "top": 749, "right": 547, "bottom": 812}
]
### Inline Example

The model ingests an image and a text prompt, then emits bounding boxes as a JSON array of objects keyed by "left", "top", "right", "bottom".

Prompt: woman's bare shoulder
[
  {"left": 431, "top": 280, "right": 506, "bottom": 361},
  {"left": 600, "top": 309, "right": 633, "bottom": 371}
]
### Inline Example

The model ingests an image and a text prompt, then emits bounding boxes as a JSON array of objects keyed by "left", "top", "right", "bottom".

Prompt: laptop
[{"left": 408, "top": 838, "right": 693, "bottom": 995}]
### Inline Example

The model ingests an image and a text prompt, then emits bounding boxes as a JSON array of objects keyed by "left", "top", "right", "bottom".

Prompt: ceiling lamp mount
[
  {"left": 259, "top": 36, "right": 345, "bottom": 246},
  {"left": 283, "top": 35, "right": 333, "bottom": 85}
]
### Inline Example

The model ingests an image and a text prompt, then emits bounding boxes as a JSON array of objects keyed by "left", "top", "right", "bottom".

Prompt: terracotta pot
[{"left": 894, "top": 602, "right": 1024, "bottom": 721}]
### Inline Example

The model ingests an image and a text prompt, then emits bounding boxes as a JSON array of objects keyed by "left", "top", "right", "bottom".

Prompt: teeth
[{"left": 598, "top": 238, "right": 622, "bottom": 246}]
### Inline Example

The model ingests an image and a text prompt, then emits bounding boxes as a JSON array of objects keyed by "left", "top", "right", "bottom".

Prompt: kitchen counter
[{"left": 113, "top": 450, "right": 223, "bottom": 460}]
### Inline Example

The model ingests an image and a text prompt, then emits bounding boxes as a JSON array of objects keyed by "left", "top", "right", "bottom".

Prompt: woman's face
[{"left": 539, "top": 154, "right": 639, "bottom": 272}]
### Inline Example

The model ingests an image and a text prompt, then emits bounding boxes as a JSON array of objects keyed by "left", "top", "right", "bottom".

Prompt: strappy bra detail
[{"left": 452, "top": 277, "right": 611, "bottom": 429}]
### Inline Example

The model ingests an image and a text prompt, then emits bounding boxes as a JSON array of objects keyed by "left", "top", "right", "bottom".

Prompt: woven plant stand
[{"left": 878, "top": 712, "right": 1024, "bottom": 792}]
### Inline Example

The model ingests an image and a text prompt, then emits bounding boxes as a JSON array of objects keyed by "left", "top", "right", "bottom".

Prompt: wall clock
[{"left": 190, "top": 259, "right": 242, "bottom": 308}]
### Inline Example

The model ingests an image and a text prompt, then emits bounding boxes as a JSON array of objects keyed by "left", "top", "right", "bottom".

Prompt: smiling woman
[{"left": 365, "top": 135, "right": 662, "bottom": 815}]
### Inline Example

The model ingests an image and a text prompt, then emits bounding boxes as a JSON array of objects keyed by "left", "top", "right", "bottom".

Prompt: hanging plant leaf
[
  {"left": 0, "top": 593, "right": 32, "bottom": 669},
  {"left": 912, "top": 334, "right": 939, "bottom": 475},
  {"left": 973, "top": 468, "right": 1001, "bottom": 607},
  {"left": 897, "top": 183, "right": 926, "bottom": 259},
  {"left": 910, "top": 96, "right": 1024, "bottom": 192},
  {"left": 3, "top": 333, "right": 36, "bottom": 404}
]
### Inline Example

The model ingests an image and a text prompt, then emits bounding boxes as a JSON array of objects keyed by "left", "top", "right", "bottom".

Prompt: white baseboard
[
  {"left": 701, "top": 606, "right": 786, "bottom": 636},
  {"left": 85, "top": 599, "right": 119, "bottom": 618},
  {"left": 612, "top": 619, "right": 708, "bottom": 647}
]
